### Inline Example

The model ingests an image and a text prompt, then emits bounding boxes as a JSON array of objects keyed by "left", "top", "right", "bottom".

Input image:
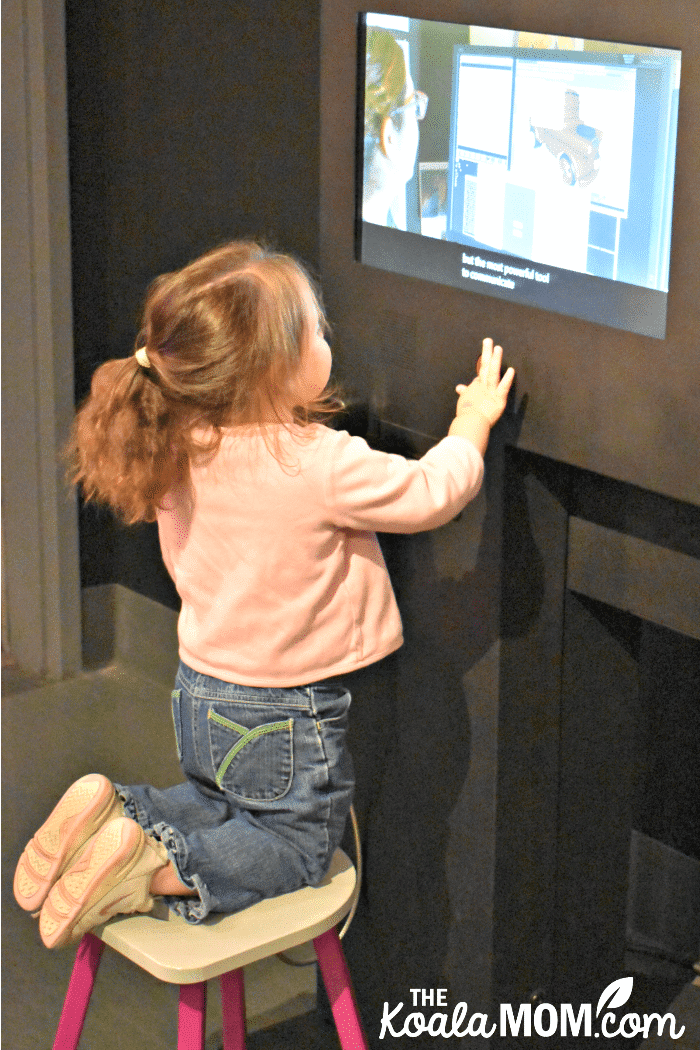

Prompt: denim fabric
[{"left": 117, "top": 661, "right": 354, "bottom": 923}]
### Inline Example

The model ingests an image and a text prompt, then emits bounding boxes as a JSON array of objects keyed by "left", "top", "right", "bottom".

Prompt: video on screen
[{"left": 358, "top": 15, "right": 681, "bottom": 338}]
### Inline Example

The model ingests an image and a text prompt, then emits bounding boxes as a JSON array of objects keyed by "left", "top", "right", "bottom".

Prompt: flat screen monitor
[{"left": 358, "top": 14, "right": 681, "bottom": 338}]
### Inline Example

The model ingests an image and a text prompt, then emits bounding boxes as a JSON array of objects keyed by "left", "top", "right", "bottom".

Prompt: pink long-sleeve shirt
[{"left": 157, "top": 423, "right": 484, "bottom": 686}]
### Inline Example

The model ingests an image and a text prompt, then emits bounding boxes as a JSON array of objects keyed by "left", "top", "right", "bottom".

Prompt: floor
[{"left": 1, "top": 660, "right": 337, "bottom": 1050}]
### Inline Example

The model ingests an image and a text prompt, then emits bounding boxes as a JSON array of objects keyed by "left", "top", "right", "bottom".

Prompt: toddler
[{"left": 14, "top": 240, "right": 514, "bottom": 948}]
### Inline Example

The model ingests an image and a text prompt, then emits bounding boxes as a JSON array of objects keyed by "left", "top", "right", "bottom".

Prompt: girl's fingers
[
  {"left": 479, "top": 338, "right": 492, "bottom": 374},
  {"left": 482, "top": 342, "right": 503, "bottom": 387},
  {"left": 490, "top": 344, "right": 503, "bottom": 380},
  {"left": 461, "top": 340, "right": 512, "bottom": 397},
  {"left": 498, "top": 366, "right": 515, "bottom": 394}
]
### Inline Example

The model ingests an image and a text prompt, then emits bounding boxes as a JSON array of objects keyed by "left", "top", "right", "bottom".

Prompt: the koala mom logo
[{"left": 379, "top": 978, "right": 686, "bottom": 1040}]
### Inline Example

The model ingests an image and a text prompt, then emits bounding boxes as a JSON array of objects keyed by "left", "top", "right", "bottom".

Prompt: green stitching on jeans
[
  {"left": 207, "top": 709, "right": 248, "bottom": 736},
  {"left": 207, "top": 709, "right": 293, "bottom": 788}
]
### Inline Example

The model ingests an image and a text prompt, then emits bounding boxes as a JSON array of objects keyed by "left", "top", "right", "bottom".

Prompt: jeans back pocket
[{"left": 207, "top": 706, "right": 294, "bottom": 802}]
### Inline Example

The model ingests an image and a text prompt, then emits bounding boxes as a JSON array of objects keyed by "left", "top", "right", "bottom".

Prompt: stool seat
[
  {"left": 53, "top": 849, "right": 368, "bottom": 1050},
  {"left": 94, "top": 847, "right": 357, "bottom": 983}
]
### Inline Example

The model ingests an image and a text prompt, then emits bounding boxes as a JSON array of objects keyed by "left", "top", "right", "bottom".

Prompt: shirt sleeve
[{"left": 324, "top": 430, "right": 484, "bottom": 533}]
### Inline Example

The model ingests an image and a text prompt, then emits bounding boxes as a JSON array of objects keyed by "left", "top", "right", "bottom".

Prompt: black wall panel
[{"left": 66, "top": 0, "right": 321, "bottom": 605}]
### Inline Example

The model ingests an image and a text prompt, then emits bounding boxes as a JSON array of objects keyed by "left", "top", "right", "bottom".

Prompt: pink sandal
[
  {"left": 14, "top": 774, "right": 124, "bottom": 914},
  {"left": 39, "top": 816, "right": 168, "bottom": 949}
]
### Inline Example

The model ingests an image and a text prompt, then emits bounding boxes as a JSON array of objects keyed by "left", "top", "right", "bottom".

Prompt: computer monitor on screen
[{"left": 358, "top": 14, "right": 681, "bottom": 338}]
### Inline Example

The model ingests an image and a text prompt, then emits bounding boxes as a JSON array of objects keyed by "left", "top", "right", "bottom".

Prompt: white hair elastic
[{"left": 134, "top": 346, "right": 151, "bottom": 368}]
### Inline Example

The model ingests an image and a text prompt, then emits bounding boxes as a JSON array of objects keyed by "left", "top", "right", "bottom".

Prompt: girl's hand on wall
[{"left": 454, "top": 338, "right": 515, "bottom": 428}]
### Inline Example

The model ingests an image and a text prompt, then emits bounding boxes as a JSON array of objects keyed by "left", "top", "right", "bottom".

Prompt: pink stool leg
[
  {"left": 53, "top": 933, "right": 105, "bottom": 1050},
  {"left": 313, "top": 927, "right": 369, "bottom": 1050},
  {"left": 178, "top": 982, "right": 207, "bottom": 1050},
  {"left": 220, "top": 968, "right": 246, "bottom": 1050}
]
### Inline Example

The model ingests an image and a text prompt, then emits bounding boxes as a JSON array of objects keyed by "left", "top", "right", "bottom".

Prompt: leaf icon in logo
[{"left": 596, "top": 977, "right": 634, "bottom": 1017}]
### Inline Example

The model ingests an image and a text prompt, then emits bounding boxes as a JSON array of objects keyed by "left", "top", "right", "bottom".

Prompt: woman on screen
[{"left": 363, "top": 29, "right": 427, "bottom": 228}]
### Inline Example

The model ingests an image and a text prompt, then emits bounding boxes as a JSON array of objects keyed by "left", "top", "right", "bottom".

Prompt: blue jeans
[{"left": 117, "top": 661, "right": 354, "bottom": 922}]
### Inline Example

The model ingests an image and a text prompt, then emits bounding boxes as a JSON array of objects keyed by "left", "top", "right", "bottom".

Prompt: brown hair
[
  {"left": 66, "top": 241, "right": 341, "bottom": 524},
  {"left": 364, "top": 29, "right": 410, "bottom": 147}
]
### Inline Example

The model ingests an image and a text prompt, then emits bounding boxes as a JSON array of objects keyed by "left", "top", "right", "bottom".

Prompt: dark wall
[
  {"left": 320, "top": 0, "right": 700, "bottom": 1043},
  {"left": 66, "top": 0, "right": 321, "bottom": 605}
]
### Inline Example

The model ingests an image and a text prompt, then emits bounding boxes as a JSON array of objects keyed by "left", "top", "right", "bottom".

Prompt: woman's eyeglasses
[{"left": 393, "top": 90, "right": 429, "bottom": 122}]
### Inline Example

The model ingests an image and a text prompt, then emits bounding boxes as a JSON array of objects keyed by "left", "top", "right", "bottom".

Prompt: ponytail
[{"left": 66, "top": 354, "right": 189, "bottom": 524}]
